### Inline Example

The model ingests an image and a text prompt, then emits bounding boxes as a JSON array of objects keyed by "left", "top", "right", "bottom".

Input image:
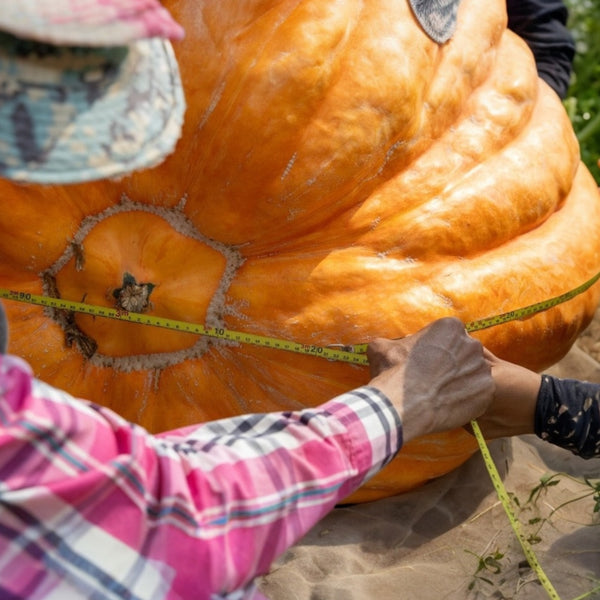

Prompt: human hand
[
  {"left": 473, "top": 349, "right": 541, "bottom": 439},
  {"left": 367, "top": 317, "right": 494, "bottom": 444}
]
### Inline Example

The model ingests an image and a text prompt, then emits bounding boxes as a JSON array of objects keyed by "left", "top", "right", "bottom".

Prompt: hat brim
[
  {"left": 0, "top": 34, "right": 185, "bottom": 184},
  {"left": 0, "top": 0, "right": 184, "bottom": 46}
]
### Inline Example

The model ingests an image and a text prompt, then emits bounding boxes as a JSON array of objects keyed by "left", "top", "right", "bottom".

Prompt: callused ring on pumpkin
[{"left": 40, "top": 197, "right": 244, "bottom": 371}]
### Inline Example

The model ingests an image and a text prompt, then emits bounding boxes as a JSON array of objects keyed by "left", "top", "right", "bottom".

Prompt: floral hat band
[
  {"left": 408, "top": 0, "right": 461, "bottom": 44},
  {"left": 0, "top": 0, "right": 186, "bottom": 184},
  {"left": 0, "top": 0, "right": 184, "bottom": 46}
]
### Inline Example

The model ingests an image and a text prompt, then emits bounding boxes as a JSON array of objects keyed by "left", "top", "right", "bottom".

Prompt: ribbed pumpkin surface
[{"left": 1, "top": 0, "right": 600, "bottom": 502}]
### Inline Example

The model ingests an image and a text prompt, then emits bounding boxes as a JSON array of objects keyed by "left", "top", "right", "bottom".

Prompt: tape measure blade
[
  {"left": 3, "top": 266, "right": 600, "bottom": 365},
  {"left": 470, "top": 421, "right": 561, "bottom": 599}
]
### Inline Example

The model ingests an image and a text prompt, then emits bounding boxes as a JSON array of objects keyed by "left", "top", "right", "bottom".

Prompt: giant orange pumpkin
[{"left": 1, "top": 0, "right": 600, "bottom": 503}]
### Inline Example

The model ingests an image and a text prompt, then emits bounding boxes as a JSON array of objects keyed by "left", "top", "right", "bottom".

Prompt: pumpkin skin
[{"left": 1, "top": 0, "right": 600, "bottom": 503}]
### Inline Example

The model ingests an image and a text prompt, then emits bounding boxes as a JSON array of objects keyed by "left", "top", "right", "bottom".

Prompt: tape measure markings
[
  {"left": 2, "top": 268, "right": 600, "bottom": 365},
  {"left": 471, "top": 420, "right": 561, "bottom": 599},
  {"left": 464, "top": 269, "right": 600, "bottom": 333},
  {"left": 0, "top": 288, "right": 369, "bottom": 364}
]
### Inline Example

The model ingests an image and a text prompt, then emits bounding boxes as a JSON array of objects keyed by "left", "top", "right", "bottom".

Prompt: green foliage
[
  {"left": 465, "top": 548, "right": 506, "bottom": 591},
  {"left": 564, "top": 0, "right": 600, "bottom": 182}
]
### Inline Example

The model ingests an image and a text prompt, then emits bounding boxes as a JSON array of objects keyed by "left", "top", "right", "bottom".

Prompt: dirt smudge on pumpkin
[{"left": 41, "top": 272, "right": 98, "bottom": 359}]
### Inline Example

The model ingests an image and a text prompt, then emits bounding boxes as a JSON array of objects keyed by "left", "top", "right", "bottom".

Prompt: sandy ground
[
  {"left": 259, "top": 312, "right": 600, "bottom": 600},
  {"left": 578, "top": 307, "right": 600, "bottom": 364}
]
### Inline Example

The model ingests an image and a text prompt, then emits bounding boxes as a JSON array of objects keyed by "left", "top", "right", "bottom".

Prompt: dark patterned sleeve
[
  {"left": 535, "top": 375, "right": 600, "bottom": 458},
  {"left": 506, "top": 0, "right": 575, "bottom": 99}
]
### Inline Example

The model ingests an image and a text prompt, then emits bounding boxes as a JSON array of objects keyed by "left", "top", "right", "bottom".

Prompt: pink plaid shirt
[{"left": 0, "top": 354, "right": 402, "bottom": 599}]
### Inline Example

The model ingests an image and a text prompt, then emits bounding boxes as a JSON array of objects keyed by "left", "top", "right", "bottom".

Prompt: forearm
[
  {"left": 0, "top": 354, "right": 402, "bottom": 597},
  {"left": 477, "top": 355, "right": 600, "bottom": 459},
  {"left": 466, "top": 350, "right": 540, "bottom": 440},
  {"left": 153, "top": 386, "right": 402, "bottom": 591},
  {"left": 535, "top": 375, "right": 600, "bottom": 458}
]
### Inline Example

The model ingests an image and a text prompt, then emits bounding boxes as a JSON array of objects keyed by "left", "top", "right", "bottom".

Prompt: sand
[{"left": 259, "top": 315, "right": 600, "bottom": 600}]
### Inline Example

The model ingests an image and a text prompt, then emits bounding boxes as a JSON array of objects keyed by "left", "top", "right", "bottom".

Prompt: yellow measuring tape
[
  {"left": 1, "top": 268, "right": 600, "bottom": 362},
  {"left": 0, "top": 287, "right": 370, "bottom": 363},
  {"left": 470, "top": 420, "right": 561, "bottom": 599},
  {"left": 2, "top": 268, "right": 600, "bottom": 599}
]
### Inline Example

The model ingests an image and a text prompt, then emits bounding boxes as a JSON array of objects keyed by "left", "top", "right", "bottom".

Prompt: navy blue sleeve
[
  {"left": 506, "top": 0, "right": 575, "bottom": 99},
  {"left": 535, "top": 375, "right": 600, "bottom": 458}
]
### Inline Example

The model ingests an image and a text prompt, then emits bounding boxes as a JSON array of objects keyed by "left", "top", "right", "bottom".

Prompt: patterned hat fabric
[
  {"left": 0, "top": 0, "right": 184, "bottom": 46},
  {"left": 408, "top": 0, "right": 461, "bottom": 43},
  {"left": 0, "top": 0, "right": 185, "bottom": 184}
]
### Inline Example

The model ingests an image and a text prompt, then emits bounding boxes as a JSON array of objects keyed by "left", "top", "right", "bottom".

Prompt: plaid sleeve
[{"left": 0, "top": 355, "right": 403, "bottom": 600}]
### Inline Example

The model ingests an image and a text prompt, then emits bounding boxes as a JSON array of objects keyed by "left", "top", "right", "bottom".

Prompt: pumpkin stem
[{"left": 112, "top": 272, "right": 155, "bottom": 313}]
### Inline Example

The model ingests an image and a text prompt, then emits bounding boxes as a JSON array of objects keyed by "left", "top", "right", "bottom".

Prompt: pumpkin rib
[
  {"left": 262, "top": 76, "right": 573, "bottom": 262},
  {"left": 225, "top": 164, "right": 600, "bottom": 375},
  {"left": 239, "top": 29, "right": 543, "bottom": 259},
  {"left": 359, "top": 85, "right": 577, "bottom": 260},
  {"left": 415, "top": 0, "right": 507, "bottom": 143},
  {"left": 164, "top": 1, "right": 504, "bottom": 248},
  {"left": 177, "top": 1, "right": 366, "bottom": 240}
]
